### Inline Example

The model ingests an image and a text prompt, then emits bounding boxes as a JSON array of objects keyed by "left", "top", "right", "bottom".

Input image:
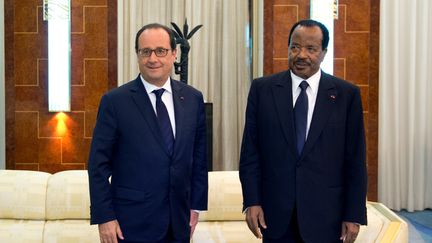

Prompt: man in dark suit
[
  {"left": 88, "top": 23, "right": 208, "bottom": 243},
  {"left": 239, "top": 19, "right": 367, "bottom": 243}
]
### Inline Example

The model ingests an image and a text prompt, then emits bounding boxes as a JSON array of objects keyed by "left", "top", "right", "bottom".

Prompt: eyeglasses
[{"left": 137, "top": 48, "right": 170, "bottom": 57}]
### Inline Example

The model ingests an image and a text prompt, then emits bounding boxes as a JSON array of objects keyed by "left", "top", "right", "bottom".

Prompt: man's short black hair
[
  {"left": 288, "top": 19, "right": 329, "bottom": 50},
  {"left": 134, "top": 23, "right": 177, "bottom": 52}
]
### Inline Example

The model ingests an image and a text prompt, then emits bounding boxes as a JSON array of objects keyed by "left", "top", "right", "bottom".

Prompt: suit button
[{"left": 296, "top": 163, "right": 301, "bottom": 167}]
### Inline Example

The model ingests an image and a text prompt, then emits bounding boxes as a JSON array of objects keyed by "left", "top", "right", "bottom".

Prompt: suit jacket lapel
[
  {"left": 129, "top": 76, "right": 169, "bottom": 156},
  {"left": 301, "top": 72, "right": 337, "bottom": 159},
  {"left": 171, "top": 79, "right": 185, "bottom": 157},
  {"left": 271, "top": 71, "right": 298, "bottom": 157}
]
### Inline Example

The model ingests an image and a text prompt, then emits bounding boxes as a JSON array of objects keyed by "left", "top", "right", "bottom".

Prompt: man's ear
[{"left": 321, "top": 48, "right": 328, "bottom": 61}]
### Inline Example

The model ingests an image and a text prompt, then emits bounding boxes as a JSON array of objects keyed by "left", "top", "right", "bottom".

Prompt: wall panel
[{"left": 5, "top": 0, "right": 116, "bottom": 173}]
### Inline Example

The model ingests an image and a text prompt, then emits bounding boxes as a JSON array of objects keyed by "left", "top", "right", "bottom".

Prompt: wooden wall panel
[
  {"left": 5, "top": 0, "right": 116, "bottom": 173},
  {"left": 264, "top": 0, "right": 378, "bottom": 200},
  {"left": 368, "top": 0, "right": 380, "bottom": 202}
]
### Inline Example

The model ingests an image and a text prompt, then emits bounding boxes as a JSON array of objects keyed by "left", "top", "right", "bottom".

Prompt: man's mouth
[{"left": 294, "top": 61, "right": 309, "bottom": 67}]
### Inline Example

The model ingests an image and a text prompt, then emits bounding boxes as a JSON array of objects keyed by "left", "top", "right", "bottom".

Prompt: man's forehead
[
  {"left": 138, "top": 28, "right": 170, "bottom": 45},
  {"left": 140, "top": 28, "right": 168, "bottom": 38},
  {"left": 292, "top": 26, "right": 322, "bottom": 40}
]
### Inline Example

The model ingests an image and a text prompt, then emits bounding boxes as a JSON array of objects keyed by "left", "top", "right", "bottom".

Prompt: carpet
[{"left": 395, "top": 209, "right": 432, "bottom": 243}]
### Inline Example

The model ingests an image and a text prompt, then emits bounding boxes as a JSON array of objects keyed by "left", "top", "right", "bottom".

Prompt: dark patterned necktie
[
  {"left": 153, "top": 89, "right": 174, "bottom": 155},
  {"left": 294, "top": 81, "right": 309, "bottom": 155}
]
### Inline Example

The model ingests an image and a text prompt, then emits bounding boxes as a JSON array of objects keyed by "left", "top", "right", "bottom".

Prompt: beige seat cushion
[
  {"left": 0, "top": 219, "right": 45, "bottom": 243},
  {"left": 200, "top": 171, "right": 244, "bottom": 221},
  {"left": 43, "top": 220, "right": 99, "bottom": 243},
  {"left": 0, "top": 170, "right": 50, "bottom": 219},
  {"left": 193, "top": 221, "right": 260, "bottom": 243},
  {"left": 45, "top": 170, "right": 91, "bottom": 220}
]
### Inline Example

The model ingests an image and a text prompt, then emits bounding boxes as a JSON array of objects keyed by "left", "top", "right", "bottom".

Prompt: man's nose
[
  {"left": 298, "top": 47, "right": 309, "bottom": 57},
  {"left": 147, "top": 51, "right": 158, "bottom": 61}
]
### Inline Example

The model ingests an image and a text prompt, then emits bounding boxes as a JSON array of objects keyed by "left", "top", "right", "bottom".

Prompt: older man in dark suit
[
  {"left": 88, "top": 23, "right": 208, "bottom": 243},
  {"left": 239, "top": 19, "right": 367, "bottom": 243}
]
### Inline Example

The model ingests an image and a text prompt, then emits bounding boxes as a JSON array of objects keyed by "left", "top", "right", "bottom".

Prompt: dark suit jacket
[
  {"left": 88, "top": 76, "right": 208, "bottom": 242},
  {"left": 239, "top": 70, "right": 367, "bottom": 242}
]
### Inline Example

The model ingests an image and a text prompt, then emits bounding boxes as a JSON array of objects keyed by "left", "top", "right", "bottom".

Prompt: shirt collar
[
  {"left": 290, "top": 69, "right": 321, "bottom": 95},
  {"left": 140, "top": 75, "right": 172, "bottom": 95}
]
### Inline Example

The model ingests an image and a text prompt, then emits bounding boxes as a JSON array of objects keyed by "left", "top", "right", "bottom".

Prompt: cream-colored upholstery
[
  {"left": 0, "top": 170, "right": 50, "bottom": 220},
  {"left": 43, "top": 220, "right": 99, "bottom": 243},
  {"left": 45, "top": 170, "right": 91, "bottom": 220},
  {"left": 0, "top": 170, "right": 98, "bottom": 243},
  {"left": 200, "top": 171, "right": 244, "bottom": 221},
  {"left": 0, "top": 170, "right": 408, "bottom": 243},
  {"left": 194, "top": 171, "right": 260, "bottom": 243},
  {"left": 0, "top": 219, "right": 45, "bottom": 243},
  {"left": 0, "top": 170, "right": 50, "bottom": 243},
  {"left": 43, "top": 171, "right": 99, "bottom": 243},
  {"left": 357, "top": 202, "right": 408, "bottom": 243}
]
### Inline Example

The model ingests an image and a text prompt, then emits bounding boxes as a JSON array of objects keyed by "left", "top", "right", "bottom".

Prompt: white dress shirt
[
  {"left": 291, "top": 70, "right": 321, "bottom": 138},
  {"left": 140, "top": 75, "right": 176, "bottom": 138}
]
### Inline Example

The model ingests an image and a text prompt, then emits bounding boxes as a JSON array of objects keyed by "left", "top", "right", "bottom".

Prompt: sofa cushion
[
  {"left": 199, "top": 171, "right": 244, "bottom": 221},
  {"left": 192, "top": 221, "right": 260, "bottom": 243},
  {"left": 0, "top": 170, "right": 50, "bottom": 219},
  {"left": 0, "top": 219, "right": 45, "bottom": 243},
  {"left": 43, "top": 220, "right": 99, "bottom": 243},
  {"left": 45, "top": 170, "right": 91, "bottom": 220}
]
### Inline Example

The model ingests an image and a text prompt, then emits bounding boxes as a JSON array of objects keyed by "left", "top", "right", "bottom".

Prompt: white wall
[{"left": 0, "top": 0, "right": 6, "bottom": 169}]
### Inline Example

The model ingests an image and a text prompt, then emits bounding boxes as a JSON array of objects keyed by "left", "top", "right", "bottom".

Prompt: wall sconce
[
  {"left": 310, "top": 0, "right": 338, "bottom": 75},
  {"left": 43, "top": 0, "right": 71, "bottom": 112}
]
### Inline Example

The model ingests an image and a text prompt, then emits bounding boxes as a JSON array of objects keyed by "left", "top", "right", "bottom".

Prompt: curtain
[
  {"left": 118, "top": 0, "right": 250, "bottom": 170},
  {"left": 378, "top": 0, "right": 432, "bottom": 211}
]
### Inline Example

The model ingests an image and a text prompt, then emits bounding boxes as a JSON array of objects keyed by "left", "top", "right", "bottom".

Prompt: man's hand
[
  {"left": 340, "top": 221, "right": 359, "bottom": 243},
  {"left": 98, "top": 220, "right": 124, "bottom": 243},
  {"left": 245, "top": 205, "right": 267, "bottom": 239},
  {"left": 190, "top": 210, "right": 199, "bottom": 238}
]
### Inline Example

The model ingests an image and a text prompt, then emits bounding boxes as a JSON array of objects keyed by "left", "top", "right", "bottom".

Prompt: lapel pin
[{"left": 330, "top": 95, "right": 336, "bottom": 100}]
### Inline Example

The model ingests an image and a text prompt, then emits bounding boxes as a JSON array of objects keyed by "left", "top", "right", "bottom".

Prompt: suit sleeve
[
  {"left": 239, "top": 80, "right": 262, "bottom": 211},
  {"left": 190, "top": 93, "right": 208, "bottom": 210},
  {"left": 343, "top": 86, "right": 368, "bottom": 225},
  {"left": 88, "top": 94, "right": 118, "bottom": 225}
]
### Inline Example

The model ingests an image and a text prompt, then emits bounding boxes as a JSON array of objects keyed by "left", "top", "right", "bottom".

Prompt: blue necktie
[
  {"left": 294, "top": 81, "right": 309, "bottom": 155},
  {"left": 153, "top": 89, "right": 174, "bottom": 155}
]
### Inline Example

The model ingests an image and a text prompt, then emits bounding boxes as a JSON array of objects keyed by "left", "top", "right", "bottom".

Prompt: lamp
[{"left": 44, "top": 0, "right": 71, "bottom": 112}]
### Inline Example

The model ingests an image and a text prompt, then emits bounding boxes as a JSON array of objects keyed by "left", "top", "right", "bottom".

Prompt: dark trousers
[
  {"left": 263, "top": 210, "right": 304, "bottom": 243},
  {"left": 262, "top": 210, "right": 343, "bottom": 243},
  {"left": 118, "top": 224, "right": 189, "bottom": 243}
]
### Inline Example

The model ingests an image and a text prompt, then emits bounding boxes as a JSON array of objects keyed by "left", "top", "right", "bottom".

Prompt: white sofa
[{"left": 0, "top": 170, "right": 408, "bottom": 243}]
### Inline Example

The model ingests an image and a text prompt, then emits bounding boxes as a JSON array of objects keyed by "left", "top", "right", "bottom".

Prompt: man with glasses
[
  {"left": 88, "top": 23, "right": 208, "bottom": 243},
  {"left": 239, "top": 19, "right": 367, "bottom": 243}
]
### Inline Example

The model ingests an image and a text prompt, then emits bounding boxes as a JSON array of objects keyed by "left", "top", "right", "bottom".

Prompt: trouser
[
  {"left": 263, "top": 210, "right": 304, "bottom": 243},
  {"left": 118, "top": 224, "right": 189, "bottom": 243}
]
